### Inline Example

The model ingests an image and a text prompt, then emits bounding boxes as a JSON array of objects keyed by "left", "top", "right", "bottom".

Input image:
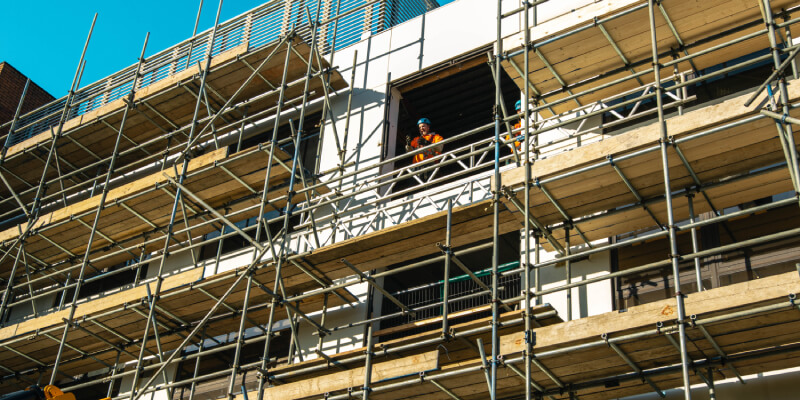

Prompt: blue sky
[{"left": 1, "top": 0, "right": 454, "bottom": 98}]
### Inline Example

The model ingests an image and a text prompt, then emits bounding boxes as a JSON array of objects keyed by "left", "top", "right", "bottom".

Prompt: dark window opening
[
  {"left": 60, "top": 258, "right": 149, "bottom": 302},
  {"left": 172, "top": 332, "right": 291, "bottom": 400},
  {"left": 199, "top": 211, "right": 301, "bottom": 262},
  {"left": 377, "top": 230, "right": 520, "bottom": 341},
  {"left": 233, "top": 111, "right": 322, "bottom": 174},
  {"left": 387, "top": 62, "right": 519, "bottom": 195},
  {"left": 614, "top": 201, "right": 800, "bottom": 309},
  {"left": 67, "top": 378, "right": 119, "bottom": 400}
]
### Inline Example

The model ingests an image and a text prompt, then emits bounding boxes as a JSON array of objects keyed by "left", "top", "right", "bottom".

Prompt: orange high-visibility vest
[{"left": 410, "top": 133, "right": 444, "bottom": 163}]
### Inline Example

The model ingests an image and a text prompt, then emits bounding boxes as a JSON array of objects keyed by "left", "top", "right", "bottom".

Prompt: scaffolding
[{"left": 1, "top": 0, "right": 800, "bottom": 399}]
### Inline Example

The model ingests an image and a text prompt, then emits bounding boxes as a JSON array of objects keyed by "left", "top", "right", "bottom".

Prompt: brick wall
[{"left": 0, "top": 62, "right": 55, "bottom": 138}]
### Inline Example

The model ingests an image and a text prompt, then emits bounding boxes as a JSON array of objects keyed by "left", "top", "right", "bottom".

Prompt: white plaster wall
[
  {"left": 118, "top": 363, "right": 177, "bottom": 400},
  {"left": 527, "top": 237, "right": 613, "bottom": 320},
  {"left": 293, "top": 280, "right": 373, "bottom": 361}
]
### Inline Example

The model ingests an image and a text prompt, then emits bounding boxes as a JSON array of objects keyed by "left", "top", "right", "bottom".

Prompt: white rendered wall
[{"left": 526, "top": 236, "right": 613, "bottom": 320}]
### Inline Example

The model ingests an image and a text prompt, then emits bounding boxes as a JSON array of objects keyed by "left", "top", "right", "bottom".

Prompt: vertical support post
[
  {"left": 490, "top": 0, "right": 503, "bottom": 397},
  {"left": 51, "top": 28, "right": 144, "bottom": 387},
  {"left": 707, "top": 368, "right": 716, "bottom": 400},
  {"left": 261, "top": 0, "right": 321, "bottom": 391},
  {"left": 316, "top": 293, "right": 329, "bottom": 352},
  {"left": 1, "top": 78, "right": 30, "bottom": 162},
  {"left": 362, "top": 325, "right": 374, "bottom": 400},
  {"left": 534, "top": 231, "right": 540, "bottom": 306},
  {"left": 0, "top": 245, "right": 24, "bottom": 324},
  {"left": 783, "top": 14, "right": 798, "bottom": 80},
  {"left": 130, "top": 4, "right": 222, "bottom": 397},
  {"left": 761, "top": 0, "right": 800, "bottom": 195},
  {"left": 188, "top": 328, "right": 207, "bottom": 400},
  {"left": 442, "top": 199, "right": 452, "bottom": 337},
  {"left": 564, "top": 224, "right": 572, "bottom": 322},
  {"left": 254, "top": 37, "right": 295, "bottom": 400},
  {"left": 227, "top": 274, "right": 254, "bottom": 399},
  {"left": 185, "top": 0, "right": 205, "bottom": 71},
  {"left": 687, "top": 193, "right": 703, "bottom": 291},
  {"left": 647, "top": 1, "right": 692, "bottom": 398},
  {"left": 522, "top": 0, "right": 536, "bottom": 394}
]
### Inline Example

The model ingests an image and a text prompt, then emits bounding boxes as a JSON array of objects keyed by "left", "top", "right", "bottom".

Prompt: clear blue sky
[{"left": 1, "top": 0, "right": 454, "bottom": 98}]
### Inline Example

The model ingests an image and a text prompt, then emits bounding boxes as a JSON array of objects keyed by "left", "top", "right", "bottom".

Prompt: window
[
  {"left": 377, "top": 231, "right": 520, "bottom": 341},
  {"left": 383, "top": 58, "right": 520, "bottom": 195}
]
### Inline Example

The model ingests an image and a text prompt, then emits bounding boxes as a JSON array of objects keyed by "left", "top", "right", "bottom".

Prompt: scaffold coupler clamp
[
  {"left": 447, "top": 327, "right": 456, "bottom": 340},
  {"left": 789, "top": 293, "right": 797, "bottom": 308},
  {"left": 418, "top": 371, "right": 426, "bottom": 382},
  {"left": 689, "top": 314, "right": 698, "bottom": 328},
  {"left": 601, "top": 332, "right": 609, "bottom": 346},
  {"left": 524, "top": 330, "right": 536, "bottom": 346}
]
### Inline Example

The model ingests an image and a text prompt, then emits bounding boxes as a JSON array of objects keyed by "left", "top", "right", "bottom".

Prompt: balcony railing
[{"left": 2, "top": 0, "right": 435, "bottom": 148}]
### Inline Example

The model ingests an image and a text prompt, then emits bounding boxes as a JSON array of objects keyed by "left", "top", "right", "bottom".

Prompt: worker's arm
[{"left": 432, "top": 134, "right": 444, "bottom": 154}]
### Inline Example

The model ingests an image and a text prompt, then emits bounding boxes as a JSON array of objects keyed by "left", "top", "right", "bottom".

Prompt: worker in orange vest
[
  {"left": 506, "top": 100, "right": 524, "bottom": 151},
  {"left": 406, "top": 118, "right": 444, "bottom": 164}
]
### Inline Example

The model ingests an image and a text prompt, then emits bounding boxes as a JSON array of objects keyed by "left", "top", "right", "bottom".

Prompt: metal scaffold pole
[
  {"left": 759, "top": 0, "right": 800, "bottom": 196},
  {"left": 491, "top": 0, "right": 503, "bottom": 398},
  {"left": 254, "top": 33, "right": 295, "bottom": 400},
  {"left": 522, "top": 1, "right": 535, "bottom": 398},
  {"left": 50, "top": 19, "right": 137, "bottom": 386},
  {"left": 129, "top": 1, "right": 224, "bottom": 397},
  {"left": 647, "top": 0, "right": 692, "bottom": 398}
]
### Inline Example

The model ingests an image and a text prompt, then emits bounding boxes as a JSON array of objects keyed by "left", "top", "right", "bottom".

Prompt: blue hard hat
[
  {"left": 515, "top": 100, "right": 522, "bottom": 111},
  {"left": 417, "top": 117, "right": 431, "bottom": 126}
]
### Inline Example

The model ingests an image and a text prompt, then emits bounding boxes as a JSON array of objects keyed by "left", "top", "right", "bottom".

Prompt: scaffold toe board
[
  {"left": 494, "top": 270, "right": 800, "bottom": 400},
  {"left": 259, "top": 305, "right": 559, "bottom": 400}
]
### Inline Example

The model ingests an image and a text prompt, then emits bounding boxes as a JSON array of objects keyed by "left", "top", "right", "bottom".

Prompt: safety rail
[{"left": 1, "top": 0, "right": 434, "bottom": 148}]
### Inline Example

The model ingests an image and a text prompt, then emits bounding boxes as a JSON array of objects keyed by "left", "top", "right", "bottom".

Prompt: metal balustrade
[{"left": 1, "top": 0, "right": 435, "bottom": 147}]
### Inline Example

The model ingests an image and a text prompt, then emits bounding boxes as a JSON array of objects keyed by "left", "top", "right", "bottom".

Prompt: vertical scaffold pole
[
  {"left": 254, "top": 35, "right": 295, "bottom": 400},
  {"left": 260, "top": 1, "right": 322, "bottom": 392},
  {"left": 564, "top": 225, "right": 571, "bottom": 321},
  {"left": 491, "top": 0, "right": 503, "bottom": 398},
  {"left": 1, "top": 78, "right": 30, "bottom": 163},
  {"left": 687, "top": 193, "right": 703, "bottom": 291},
  {"left": 647, "top": 1, "right": 692, "bottom": 398},
  {"left": 276, "top": 2, "right": 323, "bottom": 364},
  {"left": 50, "top": 27, "right": 145, "bottom": 387},
  {"left": 523, "top": 0, "right": 535, "bottom": 396},
  {"left": 362, "top": 325, "right": 374, "bottom": 400},
  {"left": 129, "top": 2, "right": 224, "bottom": 397},
  {"left": 761, "top": 0, "right": 800, "bottom": 194},
  {"left": 442, "top": 199, "right": 452, "bottom": 337},
  {"left": 31, "top": 14, "right": 96, "bottom": 225}
]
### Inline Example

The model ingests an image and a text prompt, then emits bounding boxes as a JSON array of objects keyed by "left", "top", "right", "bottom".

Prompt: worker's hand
[{"left": 405, "top": 144, "right": 413, "bottom": 152}]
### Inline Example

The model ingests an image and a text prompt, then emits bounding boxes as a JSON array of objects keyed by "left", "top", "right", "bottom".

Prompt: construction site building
[{"left": 1, "top": 0, "right": 800, "bottom": 399}]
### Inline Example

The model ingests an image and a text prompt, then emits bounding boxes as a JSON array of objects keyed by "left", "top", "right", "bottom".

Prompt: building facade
[{"left": 0, "top": 0, "right": 799, "bottom": 399}]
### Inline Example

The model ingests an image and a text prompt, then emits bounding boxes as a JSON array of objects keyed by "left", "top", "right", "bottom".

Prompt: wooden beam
[
  {"left": 237, "top": 350, "right": 439, "bottom": 400},
  {"left": 500, "top": 81, "right": 800, "bottom": 190},
  {"left": 0, "top": 266, "right": 203, "bottom": 341},
  {"left": 500, "top": 270, "right": 800, "bottom": 355}
]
